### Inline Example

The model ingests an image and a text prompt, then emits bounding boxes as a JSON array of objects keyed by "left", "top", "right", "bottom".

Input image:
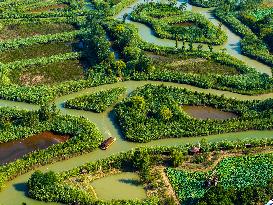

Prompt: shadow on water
[
  {"left": 13, "top": 183, "right": 28, "bottom": 196},
  {"left": 206, "top": 10, "right": 215, "bottom": 20},
  {"left": 108, "top": 109, "right": 127, "bottom": 141},
  {"left": 119, "top": 179, "right": 142, "bottom": 186},
  {"left": 229, "top": 42, "right": 241, "bottom": 54}
]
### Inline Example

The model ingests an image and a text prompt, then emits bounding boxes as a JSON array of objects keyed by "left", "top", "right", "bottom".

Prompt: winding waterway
[
  {"left": 0, "top": 0, "right": 273, "bottom": 204},
  {"left": 116, "top": 0, "right": 272, "bottom": 76}
]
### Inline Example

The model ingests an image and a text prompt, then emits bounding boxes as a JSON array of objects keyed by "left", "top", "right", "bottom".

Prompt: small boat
[{"left": 100, "top": 137, "right": 116, "bottom": 150}]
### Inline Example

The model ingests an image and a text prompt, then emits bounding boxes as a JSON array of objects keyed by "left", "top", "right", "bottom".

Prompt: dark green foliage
[
  {"left": 214, "top": 1, "right": 273, "bottom": 67},
  {"left": 130, "top": 3, "right": 227, "bottom": 45},
  {"left": 115, "top": 84, "right": 273, "bottom": 142},
  {"left": 64, "top": 87, "right": 126, "bottom": 112},
  {"left": 167, "top": 151, "right": 273, "bottom": 204},
  {"left": 0, "top": 106, "right": 103, "bottom": 190},
  {"left": 82, "top": 15, "right": 112, "bottom": 67},
  {"left": 27, "top": 139, "right": 273, "bottom": 204},
  {"left": 188, "top": 0, "right": 218, "bottom": 8},
  {"left": 198, "top": 181, "right": 273, "bottom": 205}
]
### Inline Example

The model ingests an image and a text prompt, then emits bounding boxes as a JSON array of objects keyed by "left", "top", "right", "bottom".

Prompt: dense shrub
[
  {"left": 0, "top": 106, "right": 103, "bottom": 190},
  {"left": 64, "top": 87, "right": 126, "bottom": 112},
  {"left": 28, "top": 139, "right": 273, "bottom": 204},
  {"left": 130, "top": 3, "right": 227, "bottom": 45},
  {"left": 115, "top": 84, "right": 273, "bottom": 142}
]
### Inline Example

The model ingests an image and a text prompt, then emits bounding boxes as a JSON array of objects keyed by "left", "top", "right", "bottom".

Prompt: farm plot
[
  {"left": 0, "top": 21, "right": 77, "bottom": 40},
  {"left": 167, "top": 152, "right": 273, "bottom": 204}
]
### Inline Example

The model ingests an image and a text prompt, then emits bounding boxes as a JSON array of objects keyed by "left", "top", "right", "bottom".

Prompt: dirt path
[{"left": 157, "top": 166, "right": 180, "bottom": 205}]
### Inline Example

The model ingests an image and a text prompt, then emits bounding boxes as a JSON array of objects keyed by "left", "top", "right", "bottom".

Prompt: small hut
[
  {"left": 245, "top": 143, "right": 252, "bottom": 148},
  {"left": 188, "top": 146, "right": 201, "bottom": 155}
]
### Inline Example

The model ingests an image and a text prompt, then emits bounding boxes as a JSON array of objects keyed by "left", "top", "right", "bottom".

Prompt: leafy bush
[
  {"left": 64, "top": 87, "right": 126, "bottom": 112},
  {"left": 130, "top": 3, "right": 227, "bottom": 45},
  {"left": 115, "top": 84, "right": 273, "bottom": 142},
  {"left": 0, "top": 106, "right": 103, "bottom": 190}
]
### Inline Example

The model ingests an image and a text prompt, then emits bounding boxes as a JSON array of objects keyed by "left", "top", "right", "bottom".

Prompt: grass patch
[
  {"left": 9, "top": 59, "right": 84, "bottom": 86},
  {"left": 0, "top": 22, "right": 76, "bottom": 41},
  {"left": 29, "top": 4, "right": 68, "bottom": 13},
  {"left": 64, "top": 87, "right": 126, "bottom": 113},
  {"left": 167, "top": 152, "right": 273, "bottom": 204},
  {"left": 147, "top": 53, "right": 240, "bottom": 75},
  {"left": 0, "top": 41, "right": 79, "bottom": 63}
]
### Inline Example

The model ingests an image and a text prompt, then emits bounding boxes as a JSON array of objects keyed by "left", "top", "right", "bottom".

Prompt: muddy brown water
[
  {"left": 173, "top": 22, "right": 194, "bottom": 26},
  {"left": 182, "top": 105, "right": 238, "bottom": 120},
  {"left": 0, "top": 132, "right": 69, "bottom": 165}
]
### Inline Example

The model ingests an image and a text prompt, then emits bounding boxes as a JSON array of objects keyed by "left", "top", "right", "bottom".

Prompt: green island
[{"left": 0, "top": 0, "right": 272, "bottom": 204}]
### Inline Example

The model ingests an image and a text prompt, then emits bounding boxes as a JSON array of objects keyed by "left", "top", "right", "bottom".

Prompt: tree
[
  {"left": 208, "top": 44, "right": 213, "bottom": 52},
  {"left": 197, "top": 44, "right": 203, "bottom": 51},
  {"left": 122, "top": 13, "right": 128, "bottom": 23},
  {"left": 123, "top": 46, "right": 141, "bottom": 61},
  {"left": 171, "top": 149, "right": 185, "bottom": 167},
  {"left": 175, "top": 33, "right": 179, "bottom": 49},
  {"left": 160, "top": 106, "right": 173, "bottom": 121},
  {"left": 136, "top": 53, "right": 154, "bottom": 73},
  {"left": 181, "top": 40, "right": 186, "bottom": 51},
  {"left": 131, "top": 96, "right": 146, "bottom": 110},
  {"left": 200, "top": 138, "right": 210, "bottom": 152},
  {"left": 133, "top": 149, "right": 152, "bottom": 182},
  {"left": 168, "top": 0, "right": 176, "bottom": 6},
  {"left": 188, "top": 41, "right": 194, "bottom": 51},
  {"left": 179, "top": 2, "right": 187, "bottom": 11},
  {"left": 0, "top": 66, "right": 10, "bottom": 85},
  {"left": 38, "top": 104, "right": 59, "bottom": 122},
  {"left": 114, "top": 60, "right": 126, "bottom": 77}
]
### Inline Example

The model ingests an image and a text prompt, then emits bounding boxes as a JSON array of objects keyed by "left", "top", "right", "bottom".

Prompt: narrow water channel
[
  {"left": 0, "top": 0, "right": 273, "bottom": 204},
  {"left": 115, "top": 0, "right": 272, "bottom": 76},
  {"left": 1, "top": 80, "right": 273, "bottom": 204}
]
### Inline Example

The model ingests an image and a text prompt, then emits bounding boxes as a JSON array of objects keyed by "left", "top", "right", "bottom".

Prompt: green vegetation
[
  {"left": 148, "top": 53, "right": 240, "bottom": 75},
  {"left": 106, "top": 20, "right": 273, "bottom": 95},
  {"left": 214, "top": 0, "right": 273, "bottom": 67},
  {"left": 167, "top": 168, "right": 207, "bottom": 203},
  {"left": 0, "top": 105, "right": 103, "bottom": 190},
  {"left": 167, "top": 152, "right": 273, "bottom": 204},
  {"left": 1, "top": 0, "right": 273, "bottom": 204},
  {"left": 64, "top": 87, "right": 126, "bottom": 112},
  {"left": 115, "top": 84, "right": 273, "bottom": 142},
  {"left": 216, "top": 153, "right": 273, "bottom": 189},
  {"left": 9, "top": 59, "right": 84, "bottom": 86},
  {"left": 130, "top": 3, "right": 227, "bottom": 45},
  {"left": 0, "top": 41, "right": 79, "bottom": 63},
  {"left": 27, "top": 139, "right": 273, "bottom": 204},
  {"left": 198, "top": 181, "right": 273, "bottom": 205},
  {"left": 90, "top": 0, "right": 137, "bottom": 15},
  {"left": 0, "top": 21, "right": 76, "bottom": 40}
]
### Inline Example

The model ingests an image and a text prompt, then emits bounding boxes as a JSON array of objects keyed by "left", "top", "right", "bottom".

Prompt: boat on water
[{"left": 100, "top": 137, "right": 116, "bottom": 150}]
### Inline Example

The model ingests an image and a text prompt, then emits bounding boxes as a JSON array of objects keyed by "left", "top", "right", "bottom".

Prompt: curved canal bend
[
  {"left": 116, "top": 0, "right": 272, "bottom": 76},
  {"left": 0, "top": 1, "right": 273, "bottom": 204}
]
